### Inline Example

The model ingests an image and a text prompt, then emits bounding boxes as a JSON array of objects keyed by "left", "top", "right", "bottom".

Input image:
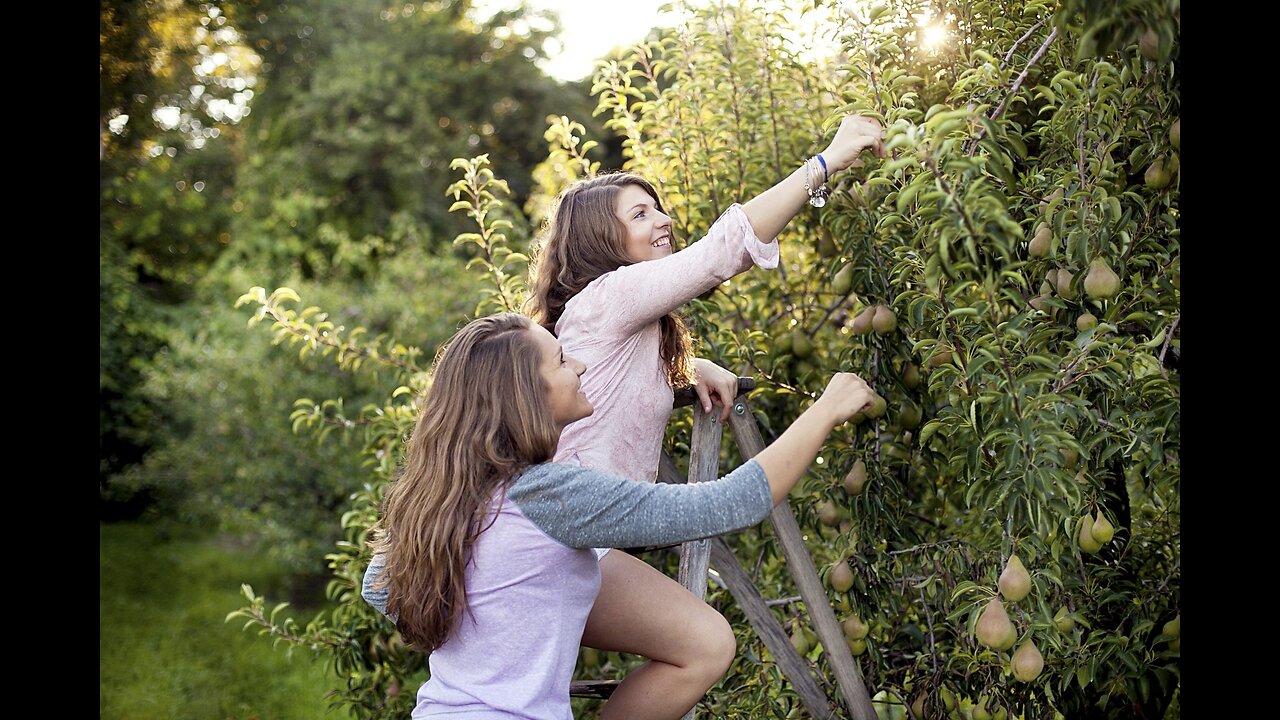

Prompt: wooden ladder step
[{"left": 569, "top": 679, "right": 620, "bottom": 699}]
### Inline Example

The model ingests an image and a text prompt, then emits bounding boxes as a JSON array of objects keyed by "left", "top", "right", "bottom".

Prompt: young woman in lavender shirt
[
  {"left": 522, "top": 114, "right": 884, "bottom": 718},
  {"left": 363, "top": 312, "right": 875, "bottom": 719}
]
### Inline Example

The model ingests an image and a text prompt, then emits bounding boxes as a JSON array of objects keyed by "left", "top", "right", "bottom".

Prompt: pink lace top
[{"left": 553, "top": 203, "right": 779, "bottom": 483}]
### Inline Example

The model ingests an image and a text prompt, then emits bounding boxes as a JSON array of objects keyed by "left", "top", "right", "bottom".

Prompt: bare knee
[{"left": 685, "top": 606, "right": 736, "bottom": 682}]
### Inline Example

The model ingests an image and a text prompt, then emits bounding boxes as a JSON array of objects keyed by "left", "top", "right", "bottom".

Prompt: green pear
[
  {"left": 1054, "top": 606, "right": 1074, "bottom": 634},
  {"left": 1084, "top": 258, "right": 1122, "bottom": 299},
  {"left": 818, "top": 499, "right": 841, "bottom": 527},
  {"left": 1145, "top": 157, "right": 1172, "bottom": 189},
  {"left": 850, "top": 305, "right": 875, "bottom": 335},
  {"left": 872, "top": 304, "right": 898, "bottom": 335},
  {"left": 1028, "top": 222, "right": 1053, "bottom": 257},
  {"left": 1061, "top": 446, "right": 1080, "bottom": 469},
  {"left": 898, "top": 401, "right": 922, "bottom": 430},
  {"left": 1011, "top": 639, "right": 1045, "bottom": 681},
  {"left": 927, "top": 347, "right": 954, "bottom": 369},
  {"left": 1162, "top": 614, "right": 1180, "bottom": 639},
  {"left": 1055, "top": 268, "right": 1077, "bottom": 299},
  {"left": 1077, "top": 515, "right": 1103, "bottom": 554},
  {"left": 1139, "top": 29, "right": 1160, "bottom": 60},
  {"left": 832, "top": 263, "right": 854, "bottom": 295},
  {"left": 843, "top": 459, "right": 868, "bottom": 495},
  {"left": 911, "top": 694, "right": 927, "bottom": 719},
  {"left": 975, "top": 596, "right": 1017, "bottom": 651},
  {"left": 793, "top": 332, "right": 814, "bottom": 359},
  {"left": 846, "top": 637, "right": 867, "bottom": 655},
  {"left": 790, "top": 627, "right": 812, "bottom": 655},
  {"left": 842, "top": 614, "right": 869, "bottom": 640},
  {"left": 902, "top": 362, "right": 922, "bottom": 389},
  {"left": 829, "top": 560, "right": 855, "bottom": 592},
  {"left": 1168, "top": 637, "right": 1180, "bottom": 653},
  {"left": 1040, "top": 187, "right": 1064, "bottom": 212},
  {"left": 1091, "top": 511, "right": 1114, "bottom": 544},
  {"left": 1076, "top": 313, "right": 1097, "bottom": 332},
  {"left": 940, "top": 685, "right": 956, "bottom": 711},
  {"left": 1169, "top": 118, "right": 1180, "bottom": 150},
  {"left": 973, "top": 698, "right": 993, "bottom": 720},
  {"left": 818, "top": 227, "right": 839, "bottom": 258},
  {"left": 998, "top": 553, "right": 1032, "bottom": 602},
  {"left": 864, "top": 394, "right": 888, "bottom": 419}
]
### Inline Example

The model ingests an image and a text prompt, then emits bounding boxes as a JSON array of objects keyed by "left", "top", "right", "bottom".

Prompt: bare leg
[{"left": 582, "top": 550, "right": 736, "bottom": 720}]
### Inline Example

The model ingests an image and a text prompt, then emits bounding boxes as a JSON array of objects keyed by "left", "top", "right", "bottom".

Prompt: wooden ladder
[{"left": 570, "top": 379, "right": 879, "bottom": 720}]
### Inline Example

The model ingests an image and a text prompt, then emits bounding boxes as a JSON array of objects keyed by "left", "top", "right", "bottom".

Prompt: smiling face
[
  {"left": 529, "top": 323, "right": 593, "bottom": 430},
  {"left": 615, "top": 184, "right": 674, "bottom": 263}
]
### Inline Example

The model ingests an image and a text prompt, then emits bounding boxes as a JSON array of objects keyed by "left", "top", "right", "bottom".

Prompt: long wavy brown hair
[
  {"left": 368, "top": 313, "right": 559, "bottom": 652},
  {"left": 526, "top": 173, "right": 694, "bottom": 387}
]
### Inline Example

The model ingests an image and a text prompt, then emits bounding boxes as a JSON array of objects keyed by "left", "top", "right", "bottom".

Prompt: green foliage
[
  {"left": 100, "top": 240, "right": 170, "bottom": 499},
  {"left": 446, "top": 154, "right": 531, "bottom": 314},
  {"left": 100, "top": 521, "right": 338, "bottom": 719},
  {"left": 119, "top": 252, "right": 481, "bottom": 568}
]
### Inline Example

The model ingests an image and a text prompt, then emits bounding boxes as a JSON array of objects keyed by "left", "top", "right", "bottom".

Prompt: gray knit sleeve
[
  {"left": 507, "top": 459, "right": 773, "bottom": 549},
  {"left": 361, "top": 553, "right": 392, "bottom": 618}
]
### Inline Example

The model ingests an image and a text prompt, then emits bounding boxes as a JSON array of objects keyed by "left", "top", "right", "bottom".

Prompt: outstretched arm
[
  {"left": 742, "top": 114, "right": 884, "bottom": 243},
  {"left": 512, "top": 372, "right": 878, "bottom": 549}
]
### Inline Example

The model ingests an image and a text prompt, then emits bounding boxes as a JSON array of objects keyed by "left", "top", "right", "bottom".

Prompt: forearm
[
  {"left": 754, "top": 401, "right": 841, "bottom": 504},
  {"left": 741, "top": 165, "right": 813, "bottom": 244}
]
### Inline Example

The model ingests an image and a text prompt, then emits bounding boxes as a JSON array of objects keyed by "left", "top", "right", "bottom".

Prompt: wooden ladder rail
[{"left": 572, "top": 378, "right": 878, "bottom": 720}]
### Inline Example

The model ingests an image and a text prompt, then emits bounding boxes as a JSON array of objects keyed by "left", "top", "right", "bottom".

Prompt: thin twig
[
  {"left": 968, "top": 27, "right": 1059, "bottom": 155},
  {"left": 1157, "top": 315, "right": 1180, "bottom": 378},
  {"left": 1002, "top": 20, "right": 1046, "bottom": 68},
  {"left": 886, "top": 538, "right": 967, "bottom": 556}
]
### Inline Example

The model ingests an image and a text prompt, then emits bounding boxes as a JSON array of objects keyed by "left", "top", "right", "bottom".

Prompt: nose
[{"left": 569, "top": 356, "right": 587, "bottom": 375}]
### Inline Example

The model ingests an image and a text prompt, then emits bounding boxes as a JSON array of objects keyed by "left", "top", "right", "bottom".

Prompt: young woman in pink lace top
[{"left": 525, "top": 114, "right": 884, "bottom": 719}]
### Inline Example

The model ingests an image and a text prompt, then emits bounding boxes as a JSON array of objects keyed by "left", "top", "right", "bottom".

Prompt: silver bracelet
[{"left": 804, "top": 156, "right": 830, "bottom": 208}]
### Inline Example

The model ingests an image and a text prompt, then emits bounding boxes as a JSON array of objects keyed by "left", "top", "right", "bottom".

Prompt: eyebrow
[{"left": 626, "top": 202, "right": 651, "bottom": 214}]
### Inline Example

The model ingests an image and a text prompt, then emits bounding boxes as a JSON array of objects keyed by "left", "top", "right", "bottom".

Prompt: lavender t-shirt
[{"left": 362, "top": 459, "right": 773, "bottom": 719}]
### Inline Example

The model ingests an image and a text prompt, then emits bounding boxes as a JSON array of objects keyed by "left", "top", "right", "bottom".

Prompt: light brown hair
[
  {"left": 369, "top": 313, "right": 559, "bottom": 651},
  {"left": 526, "top": 173, "right": 694, "bottom": 387}
]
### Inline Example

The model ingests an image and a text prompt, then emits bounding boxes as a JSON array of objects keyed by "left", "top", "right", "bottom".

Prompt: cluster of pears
[
  {"left": 1076, "top": 509, "right": 1115, "bottom": 554},
  {"left": 789, "top": 621, "right": 819, "bottom": 656},
  {"left": 1027, "top": 187, "right": 1063, "bottom": 258},
  {"left": 850, "top": 302, "right": 897, "bottom": 336},
  {"left": 975, "top": 553, "right": 1045, "bottom": 682},
  {"left": 1144, "top": 114, "right": 1180, "bottom": 190},
  {"left": 842, "top": 613, "right": 869, "bottom": 656},
  {"left": 1030, "top": 258, "right": 1122, "bottom": 310}
]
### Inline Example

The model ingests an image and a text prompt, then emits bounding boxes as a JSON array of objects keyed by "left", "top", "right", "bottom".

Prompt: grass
[{"left": 100, "top": 521, "right": 346, "bottom": 720}]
